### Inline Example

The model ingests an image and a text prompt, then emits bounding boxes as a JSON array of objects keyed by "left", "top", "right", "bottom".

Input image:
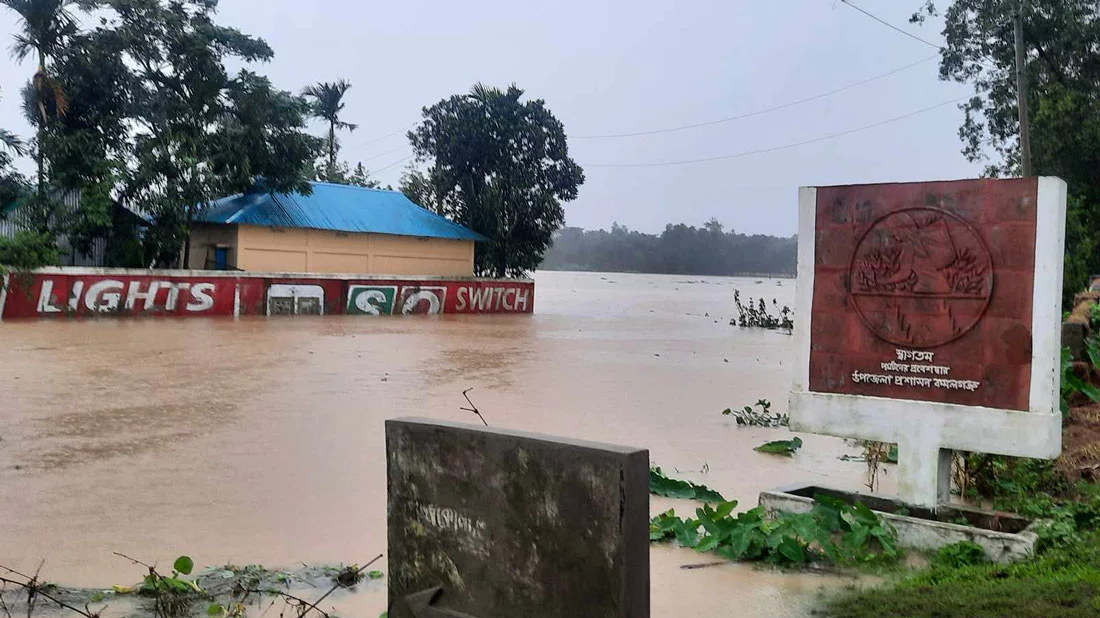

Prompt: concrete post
[{"left": 896, "top": 442, "right": 953, "bottom": 508}]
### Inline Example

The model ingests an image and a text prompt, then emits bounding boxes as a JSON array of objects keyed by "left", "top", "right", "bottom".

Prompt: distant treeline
[{"left": 541, "top": 221, "right": 797, "bottom": 276}]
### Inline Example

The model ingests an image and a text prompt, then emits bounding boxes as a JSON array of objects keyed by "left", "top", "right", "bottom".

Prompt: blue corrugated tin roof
[{"left": 197, "top": 182, "right": 487, "bottom": 242}]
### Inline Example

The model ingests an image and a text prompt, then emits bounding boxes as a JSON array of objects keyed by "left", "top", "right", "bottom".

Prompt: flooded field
[{"left": 0, "top": 270, "right": 889, "bottom": 616}]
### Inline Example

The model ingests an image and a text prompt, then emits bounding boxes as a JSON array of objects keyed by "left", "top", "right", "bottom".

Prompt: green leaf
[
  {"left": 1081, "top": 381, "right": 1100, "bottom": 402},
  {"left": 649, "top": 466, "right": 727, "bottom": 502},
  {"left": 715, "top": 500, "right": 737, "bottom": 519},
  {"left": 777, "top": 537, "right": 806, "bottom": 564},
  {"left": 208, "top": 603, "right": 223, "bottom": 616},
  {"left": 174, "top": 556, "right": 194, "bottom": 576},
  {"left": 695, "top": 534, "right": 720, "bottom": 552},
  {"left": 754, "top": 437, "right": 803, "bottom": 456},
  {"left": 367, "top": 570, "right": 384, "bottom": 580}
]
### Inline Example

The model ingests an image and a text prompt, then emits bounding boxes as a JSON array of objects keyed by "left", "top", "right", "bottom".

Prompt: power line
[
  {"left": 571, "top": 55, "right": 937, "bottom": 139},
  {"left": 356, "top": 146, "right": 404, "bottom": 164},
  {"left": 839, "top": 0, "right": 944, "bottom": 50},
  {"left": 373, "top": 153, "right": 414, "bottom": 174},
  {"left": 343, "top": 122, "right": 420, "bottom": 152},
  {"left": 585, "top": 96, "right": 965, "bottom": 168}
]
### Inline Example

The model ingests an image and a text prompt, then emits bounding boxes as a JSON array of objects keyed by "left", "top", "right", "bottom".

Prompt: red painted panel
[
  {"left": 342, "top": 279, "right": 534, "bottom": 315},
  {"left": 2, "top": 274, "right": 242, "bottom": 318},
  {"left": 1, "top": 271, "right": 535, "bottom": 319},
  {"left": 808, "top": 178, "right": 1038, "bottom": 411}
]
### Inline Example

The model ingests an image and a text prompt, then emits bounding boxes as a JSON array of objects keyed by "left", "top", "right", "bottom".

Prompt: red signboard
[
  {"left": 808, "top": 178, "right": 1039, "bottom": 411},
  {"left": 0, "top": 270, "right": 535, "bottom": 320}
]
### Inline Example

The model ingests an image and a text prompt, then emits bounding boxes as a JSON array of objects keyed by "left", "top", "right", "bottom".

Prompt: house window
[{"left": 214, "top": 247, "right": 229, "bottom": 270}]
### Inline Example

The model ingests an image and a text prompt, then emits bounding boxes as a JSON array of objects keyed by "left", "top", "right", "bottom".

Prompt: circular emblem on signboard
[{"left": 848, "top": 207, "right": 993, "bottom": 348}]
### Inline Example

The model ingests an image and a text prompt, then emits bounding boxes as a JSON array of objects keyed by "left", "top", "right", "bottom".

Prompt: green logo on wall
[{"left": 348, "top": 285, "right": 397, "bottom": 316}]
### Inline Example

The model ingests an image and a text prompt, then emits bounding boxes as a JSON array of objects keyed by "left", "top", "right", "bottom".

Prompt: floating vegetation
[
  {"left": 722, "top": 399, "right": 788, "bottom": 427},
  {"left": 649, "top": 494, "right": 899, "bottom": 566},
  {"left": 649, "top": 466, "right": 726, "bottom": 502},
  {"left": 754, "top": 437, "right": 803, "bottom": 457},
  {"left": 732, "top": 291, "right": 793, "bottom": 331}
]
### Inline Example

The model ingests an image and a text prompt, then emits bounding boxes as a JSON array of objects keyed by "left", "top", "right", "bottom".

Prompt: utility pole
[{"left": 1014, "top": 0, "right": 1033, "bottom": 176}]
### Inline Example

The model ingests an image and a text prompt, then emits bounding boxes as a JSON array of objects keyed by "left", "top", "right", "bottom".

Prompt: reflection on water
[{"left": 0, "top": 271, "right": 885, "bottom": 617}]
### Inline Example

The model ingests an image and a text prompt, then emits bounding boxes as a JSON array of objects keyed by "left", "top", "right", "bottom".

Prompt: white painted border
[
  {"left": 400, "top": 286, "right": 448, "bottom": 315},
  {"left": 789, "top": 178, "right": 1066, "bottom": 461},
  {"left": 267, "top": 284, "right": 326, "bottom": 316},
  {"left": 0, "top": 273, "right": 9, "bottom": 322},
  {"left": 1029, "top": 178, "right": 1068, "bottom": 416},
  {"left": 793, "top": 187, "right": 818, "bottom": 394},
  {"left": 348, "top": 284, "right": 399, "bottom": 315}
]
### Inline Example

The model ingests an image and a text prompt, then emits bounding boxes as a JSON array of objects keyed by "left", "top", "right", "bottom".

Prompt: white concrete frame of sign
[{"left": 789, "top": 178, "right": 1067, "bottom": 508}]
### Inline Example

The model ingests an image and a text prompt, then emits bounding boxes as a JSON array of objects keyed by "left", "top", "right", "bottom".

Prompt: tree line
[
  {"left": 540, "top": 220, "right": 797, "bottom": 276},
  {"left": 0, "top": 1, "right": 583, "bottom": 277}
]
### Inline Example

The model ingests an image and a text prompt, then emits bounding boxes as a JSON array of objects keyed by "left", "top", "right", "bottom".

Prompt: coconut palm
[
  {"left": 303, "top": 79, "right": 358, "bottom": 179},
  {"left": 1, "top": 0, "right": 77, "bottom": 193}
]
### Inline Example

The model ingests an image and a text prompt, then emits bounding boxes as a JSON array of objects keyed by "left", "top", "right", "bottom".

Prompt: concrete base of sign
[
  {"left": 759, "top": 484, "right": 1040, "bottom": 564},
  {"left": 789, "top": 391, "right": 1063, "bottom": 507}
]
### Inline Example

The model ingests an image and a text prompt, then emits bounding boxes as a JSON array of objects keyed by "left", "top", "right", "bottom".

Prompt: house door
[{"left": 214, "top": 247, "right": 229, "bottom": 270}]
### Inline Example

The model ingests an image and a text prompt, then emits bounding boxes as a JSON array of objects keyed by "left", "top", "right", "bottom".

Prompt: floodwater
[{"left": 0, "top": 270, "right": 891, "bottom": 616}]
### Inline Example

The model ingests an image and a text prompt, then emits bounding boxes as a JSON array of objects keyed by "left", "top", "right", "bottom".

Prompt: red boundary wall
[{"left": 0, "top": 268, "right": 534, "bottom": 320}]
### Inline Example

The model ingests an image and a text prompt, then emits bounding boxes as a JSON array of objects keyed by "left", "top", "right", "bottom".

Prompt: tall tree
[
  {"left": 0, "top": 88, "right": 27, "bottom": 211},
  {"left": 912, "top": 1, "right": 1100, "bottom": 302},
  {"left": 96, "top": 0, "right": 321, "bottom": 266},
  {"left": 1, "top": 0, "right": 78, "bottom": 199},
  {"left": 404, "top": 83, "right": 585, "bottom": 277},
  {"left": 303, "top": 79, "right": 358, "bottom": 181}
]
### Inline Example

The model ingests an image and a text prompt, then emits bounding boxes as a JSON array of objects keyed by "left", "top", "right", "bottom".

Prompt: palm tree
[
  {"left": 303, "top": 79, "right": 358, "bottom": 180},
  {"left": 1, "top": 0, "right": 76, "bottom": 195},
  {"left": 0, "top": 88, "right": 25, "bottom": 155}
]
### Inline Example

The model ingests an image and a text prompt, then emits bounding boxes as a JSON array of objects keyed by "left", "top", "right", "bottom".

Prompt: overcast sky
[{"left": 0, "top": 0, "right": 981, "bottom": 237}]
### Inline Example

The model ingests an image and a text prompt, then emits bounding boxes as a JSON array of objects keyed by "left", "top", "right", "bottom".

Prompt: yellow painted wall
[
  {"left": 223, "top": 224, "right": 475, "bottom": 276},
  {"left": 187, "top": 224, "right": 238, "bottom": 270}
]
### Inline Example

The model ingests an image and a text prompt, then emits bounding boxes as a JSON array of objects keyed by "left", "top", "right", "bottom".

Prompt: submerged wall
[{"left": 0, "top": 268, "right": 533, "bottom": 320}]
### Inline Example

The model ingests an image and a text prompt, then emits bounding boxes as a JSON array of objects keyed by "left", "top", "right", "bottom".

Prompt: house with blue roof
[{"left": 188, "top": 182, "right": 486, "bottom": 276}]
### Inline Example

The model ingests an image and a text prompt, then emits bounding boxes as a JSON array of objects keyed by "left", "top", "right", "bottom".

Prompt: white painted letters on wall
[
  {"left": 187, "top": 283, "right": 216, "bottom": 311},
  {"left": 36, "top": 280, "right": 63, "bottom": 313}
]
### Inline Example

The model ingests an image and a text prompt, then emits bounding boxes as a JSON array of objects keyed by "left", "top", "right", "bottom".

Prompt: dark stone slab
[{"left": 386, "top": 418, "right": 649, "bottom": 618}]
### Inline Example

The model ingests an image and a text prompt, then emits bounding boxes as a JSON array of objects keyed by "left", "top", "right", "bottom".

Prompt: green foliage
[
  {"left": 912, "top": 1, "right": 1100, "bottom": 305},
  {"left": 723, "top": 399, "right": 789, "bottom": 427},
  {"left": 207, "top": 603, "right": 223, "bottom": 616},
  {"left": 0, "top": 88, "right": 28, "bottom": 211},
  {"left": 649, "top": 466, "right": 726, "bottom": 502},
  {"left": 140, "top": 557, "right": 202, "bottom": 596},
  {"left": 319, "top": 160, "right": 384, "bottom": 188},
  {"left": 367, "top": 570, "right": 384, "bottom": 580},
  {"left": 0, "top": 229, "right": 60, "bottom": 269},
  {"left": 825, "top": 531, "right": 1100, "bottom": 618},
  {"left": 932, "top": 541, "right": 987, "bottom": 569},
  {"left": 173, "top": 556, "right": 194, "bottom": 576},
  {"left": 650, "top": 495, "right": 899, "bottom": 567},
  {"left": 405, "top": 83, "right": 585, "bottom": 278},
  {"left": 1061, "top": 346, "right": 1100, "bottom": 416},
  {"left": 303, "top": 79, "right": 358, "bottom": 178},
  {"left": 754, "top": 436, "right": 802, "bottom": 457},
  {"left": 7, "top": 1, "right": 322, "bottom": 267},
  {"left": 541, "top": 222, "right": 797, "bottom": 277},
  {"left": 733, "top": 290, "right": 795, "bottom": 330}
]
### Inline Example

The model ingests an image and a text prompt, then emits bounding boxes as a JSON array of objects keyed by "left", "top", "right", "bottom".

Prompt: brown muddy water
[{"left": 0, "top": 270, "right": 892, "bottom": 617}]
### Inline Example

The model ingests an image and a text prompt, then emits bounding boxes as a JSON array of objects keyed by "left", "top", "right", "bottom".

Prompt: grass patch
[{"left": 823, "top": 533, "right": 1100, "bottom": 617}]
